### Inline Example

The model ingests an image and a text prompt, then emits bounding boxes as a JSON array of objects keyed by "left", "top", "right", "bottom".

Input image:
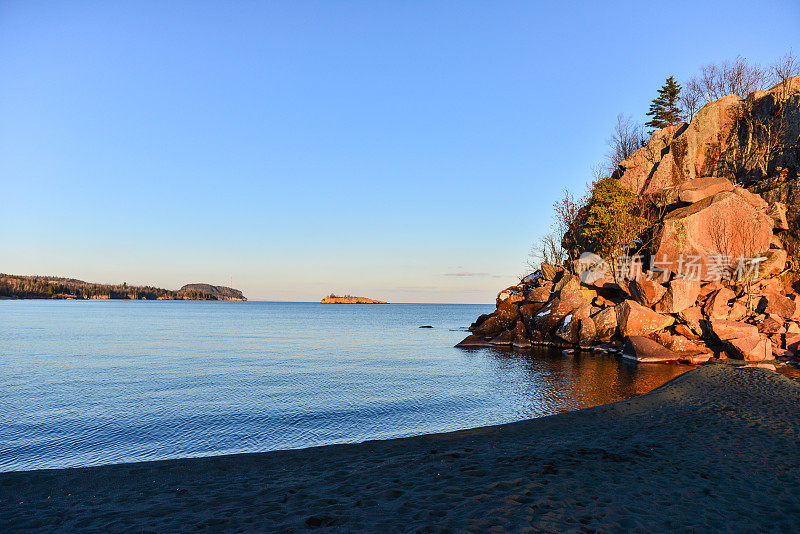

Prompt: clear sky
[{"left": 2, "top": 1, "right": 798, "bottom": 302}]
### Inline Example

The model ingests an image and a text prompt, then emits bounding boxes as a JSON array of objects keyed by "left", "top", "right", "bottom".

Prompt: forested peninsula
[{"left": 0, "top": 275, "right": 246, "bottom": 301}]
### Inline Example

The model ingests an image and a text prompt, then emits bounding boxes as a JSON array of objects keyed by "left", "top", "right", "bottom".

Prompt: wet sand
[{"left": 3, "top": 363, "right": 800, "bottom": 532}]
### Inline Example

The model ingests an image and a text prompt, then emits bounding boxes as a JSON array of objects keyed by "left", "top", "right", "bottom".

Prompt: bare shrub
[{"left": 606, "top": 114, "right": 645, "bottom": 172}]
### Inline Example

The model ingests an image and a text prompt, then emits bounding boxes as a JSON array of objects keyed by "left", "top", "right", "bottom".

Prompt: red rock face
[
  {"left": 766, "top": 202, "right": 789, "bottom": 230},
  {"left": 683, "top": 94, "right": 742, "bottom": 179},
  {"left": 653, "top": 191, "right": 773, "bottom": 281},
  {"left": 616, "top": 124, "right": 685, "bottom": 195},
  {"left": 678, "top": 306, "right": 704, "bottom": 335},
  {"left": 525, "top": 286, "right": 552, "bottom": 304},
  {"left": 615, "top": 94, "right": 741, "bottom": 197},
  {"left": 759, "top": 249, "right": 788, "bottom": 278},
  {"left": 555, "top": 314, "right": 580, "bottom": 345}
]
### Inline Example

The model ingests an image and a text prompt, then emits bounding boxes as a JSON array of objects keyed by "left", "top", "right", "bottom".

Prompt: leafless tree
[
  {"left": 605, "top": 114, "right": 645, "bottom": 172},
  {"left": 770, "top": 49, "right": 800, "bottom": 100},
  {"left": 552, "top": 188, "right": 585, "bottom": 266},
  {"left": 680, "top": 78, "right": 704, "bottom": 121},
  {"left": 527, "top": 231, "right": 566, "bottom": 273},
  {"left": 720, "top": 92, "right": 793, "bottom": 181},
  {"left": 698, "top": 56, "right": 768, "bottom": 101}
]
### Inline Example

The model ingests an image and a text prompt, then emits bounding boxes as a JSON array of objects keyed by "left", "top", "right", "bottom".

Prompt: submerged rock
[{"left": 623, "top": 336, "right": 681, "bottom": 363}]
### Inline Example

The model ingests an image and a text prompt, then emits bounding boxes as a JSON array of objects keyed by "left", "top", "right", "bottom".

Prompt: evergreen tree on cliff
[{"left": 645, "top": 76, "right": 683, "bottom": 131}]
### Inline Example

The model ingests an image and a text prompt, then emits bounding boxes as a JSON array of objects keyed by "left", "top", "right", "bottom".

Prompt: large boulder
[
  {"left": 496, "top": 299, "right": 520, "bottom": 322},
  {"left": 555, "top": 314, "right": 580, "bottom": 345},
  {"left": 674, "top": 94, "right": 742, "bottom": 180},
  {"left": 525, "top": 285, "right": 552, "bottom": 304},
  {"left": 519, "top": 303, "right": 547, "bottom": 332},
  {"left": 727, "top": 336, "right": 772, "bottom": 361},
  {"left": 469, "top": 313, "right": 492, "bottom": 332},
  {"left": 629, "top": 278, "right": 667, "bottom": 307},
  {"left": 678, "top": 306, "right": 705, "bottom": 335},
  {"left": 709, "top": 319, "right": 759, "bottom": 341},
  {"left": 540, "top": 263, "right": 564, "bottom": 281},
  {"left": 786, "top": 333, "right": 800, "bottom": 354},
  {"left": 653, "top": 191, "right": 773, "bottom": 280},
  {"left": 656, "top": 332, "right": 710, "bottom": 355},
  {"left": 510, "top": 320, "right": 532, "bottom": 349},
  {"left": 616, "top": 124, "right": 685, "bottom": 195},
  {"left": 655, "top": 279, "right": 701, "bottom": 314},
  {"left": 732, "top": 186, "right": 769, "bottom": 210},
  {"left": 591, "top": 307, "right": 618, "bottom": 342},
  {"left": 757, "top": 315, "right": 785, "bottom": 334},
  {"left": 678, "top": 176, "right": 735, "bottom": 203},
  {"left": 766, "top": 202, "right": 789, "bottom": 231},
  {"left": 552, "top": 273, "right": 582, "bottom": 293},
  {"left": 703, "top": 287, "right": 736, "bottom": 319},
  {"left": 489, "top": 329, "right": 515, "bottom": 345},
  {"left": 473, "top": 314, "right": 508, "bottom": 338},
  {"left": 758, "top": 249, "right": 787, "bottom": 278},
  {"left": 496, "top": 286, "right": 525, "bottom": 307},
  {"left": 758, "top": 292, "right": 797, "bottom": 319},
  {"left": 616, "top": 300, "right": 673, "bottom": 337},
  {"left": 532, "top": 290, "right": 587, "bottom": 333},
  {"left": 577, "top": 318, "right": 597, "bottom": 347}
]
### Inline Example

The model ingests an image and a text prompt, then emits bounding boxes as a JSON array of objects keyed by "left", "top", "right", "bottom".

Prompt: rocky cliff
[
  {"left": 459, "top": 76, "right": 800, "bottom": 367},
  {"left": 178, "top": 284, "right": 246, "bottom": 301}
]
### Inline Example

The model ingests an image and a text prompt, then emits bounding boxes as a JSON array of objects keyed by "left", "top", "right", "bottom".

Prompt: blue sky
[{"left": 2, "top": 1, "right": 798, "bottom": 302}]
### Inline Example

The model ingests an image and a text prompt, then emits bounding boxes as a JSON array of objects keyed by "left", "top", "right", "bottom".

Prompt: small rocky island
[
  {"left": 321, "top": 294, "right": 388, "bottom": 304},
  {"left": 0, "top": 274, "right": 246, "bottom": 301}
]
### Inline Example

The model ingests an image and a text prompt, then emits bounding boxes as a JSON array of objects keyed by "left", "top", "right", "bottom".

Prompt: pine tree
[{"left": 645, "top": 76, "right": 683, "bottom": 131}]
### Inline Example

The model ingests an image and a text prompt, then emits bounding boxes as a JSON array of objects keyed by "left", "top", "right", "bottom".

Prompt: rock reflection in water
[{"left": 461, "top": 345, "right": 695, "bottom": 419}]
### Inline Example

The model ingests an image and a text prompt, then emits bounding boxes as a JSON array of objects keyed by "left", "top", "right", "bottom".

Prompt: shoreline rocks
[{"left": 458, "top": 76, "right": 800, "bottom": 368}]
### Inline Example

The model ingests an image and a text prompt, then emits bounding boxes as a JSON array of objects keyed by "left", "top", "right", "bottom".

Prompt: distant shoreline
[{"left": 0, "top": 274, "right": 246, "bottom": 301}]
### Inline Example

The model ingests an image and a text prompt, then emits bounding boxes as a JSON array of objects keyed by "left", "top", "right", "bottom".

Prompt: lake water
[{"left": 0, "top": 301, "right": 691, "bottom": 472}]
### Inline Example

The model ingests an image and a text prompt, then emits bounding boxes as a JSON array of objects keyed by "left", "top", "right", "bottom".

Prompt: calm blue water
[{"left": 0, "top": 301, "right": 689, "bottom": 472}]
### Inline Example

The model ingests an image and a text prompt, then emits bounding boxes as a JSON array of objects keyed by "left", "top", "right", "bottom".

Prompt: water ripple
[{"left": 0, "top": 301, "right": 690, "bottom": 472}]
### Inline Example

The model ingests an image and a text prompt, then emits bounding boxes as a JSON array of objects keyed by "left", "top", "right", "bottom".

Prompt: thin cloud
[{"left": 443, "top": 272, "right": 491, "bottom": 277}]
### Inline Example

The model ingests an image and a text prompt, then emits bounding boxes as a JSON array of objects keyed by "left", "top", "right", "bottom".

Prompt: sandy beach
[{"left": 2, "top": 363, "right": 800, "bottom": 532}]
